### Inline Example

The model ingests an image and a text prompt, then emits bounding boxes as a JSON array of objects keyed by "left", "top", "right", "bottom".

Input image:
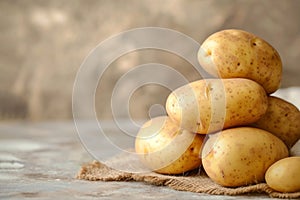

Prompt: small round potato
[
  {"left": 202, "top": 127, "right": 289, "bottom": 187},
  {"left": 135, "top": 116, "right": 205, "bottom": 174},
  {"left": 166, "top": 78, "right": 268, "bottom": 134},
  {"left": 198, "top": 29, "right": 282, "bottom": 94},
  {"left": 265, "top": 157, "right": 300, "bottom": 193},
  {"left": 252, "top": 96, "right": 300, "bottom": 148}
]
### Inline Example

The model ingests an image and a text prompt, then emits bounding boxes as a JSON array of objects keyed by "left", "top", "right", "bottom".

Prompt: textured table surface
[{"left": 0, "top": 119, "right": 289, "bottom": 200}]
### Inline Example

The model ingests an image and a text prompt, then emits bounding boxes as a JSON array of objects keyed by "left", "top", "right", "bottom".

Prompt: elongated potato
[
  {"left": 135, "top": 116, "right": 205, "bottom": 174},
  {"left": 252, "top": 96, "right": 300, "bottom": 148},
  {"left": 166, "top": 78, "right": 268, "bottom": 134},
  {"left": 198, "top": 29, "right": 282, "bottom": 94},
  {"left": 202, "top": 127, "right": 289, "bottom": 187}
]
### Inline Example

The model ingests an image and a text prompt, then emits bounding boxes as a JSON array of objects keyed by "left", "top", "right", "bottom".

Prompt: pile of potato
[{"left": 135, "top": 29, "right": 300, "bottom": 193}]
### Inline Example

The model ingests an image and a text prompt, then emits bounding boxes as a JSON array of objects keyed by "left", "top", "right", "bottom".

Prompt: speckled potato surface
[
  {"left": 201, "top": 127, "right": 289, "bottom": 187},
  {"left": 166, "top": 78, "right": 268, "bottom": 134},
  {"left": 266, "top": 157, "right": 300, "bottom": 193},
  {"left": 198, "top": 29, "right": 282, "bottom": 94},
  {"left": 252, "top": 96, "right": 300, "bottom": 148},
  {"left": 135, "top": 116, "right": 205, "bottom": 174}
]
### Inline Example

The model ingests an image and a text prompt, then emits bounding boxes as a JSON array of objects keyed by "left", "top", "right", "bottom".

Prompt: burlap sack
[{"left": 77, "top": 153, "right": 300, "bottom": 199}]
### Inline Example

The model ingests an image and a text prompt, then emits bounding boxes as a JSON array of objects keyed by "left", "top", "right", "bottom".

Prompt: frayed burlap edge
[{"left": 76, "top": 160, "right": 300, "bottom": 199}]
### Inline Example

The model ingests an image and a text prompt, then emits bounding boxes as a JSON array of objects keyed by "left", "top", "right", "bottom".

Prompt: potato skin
[
  {"left": 166, "top": 78, "right": 268, "bottom": 134},
  {"left": 252, "top": 96, "right": 300, "bottom": 148},
  {"left": 202, "top": 127, "right": 289, "bottom": 187},
  {"left": 135, "top": 116, "right": 205, "bottom": 174},
  {"left": 265, "top": 157, "right": 300, "bottom": 193},
  {"left": 198, "top": 29, "right": 282, "bottom": 94}
]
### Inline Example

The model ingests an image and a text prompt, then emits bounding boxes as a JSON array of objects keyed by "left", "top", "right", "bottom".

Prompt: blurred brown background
[{"left": 1, "top": 0, "right": 299, "bottom": 121}]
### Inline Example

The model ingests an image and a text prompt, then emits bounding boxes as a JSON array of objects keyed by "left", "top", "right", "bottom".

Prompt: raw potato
[
  {"left": 265, "top": 157, "right": 300, "bottom": 193},
  {"left": 202, "top": 127, "right": 289, "bottom": 187},
  {"left": 166, "top": 78, "right": 268, "bottom": 134},
  {"left": 252, "top": 96, "right": 300, "bottom": 148},
  {"left": 135, "top": 116, "right": 205, "bottom": 174},
  {"left": 198, "top": 29, "right": 282, "bottom": 94}
]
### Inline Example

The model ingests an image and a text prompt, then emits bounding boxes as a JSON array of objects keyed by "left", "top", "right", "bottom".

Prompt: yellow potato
[
  {"left": 198, "top": 29, "right": 282, "bottom": 94},
  {"left": 252, "top": 96, "right": 300, "bottom": 148},
  {"left": 135, "top": 116, "right": 205, "bottom": 174},
  {"left": 166, "top": 78, "right": 268, "bottom": 134},
  {"left": 265, "top": 157, "right": 300, "bottom": 193},
  {"left": 202, "top": 127, "right": 289, "bottom": 187}
]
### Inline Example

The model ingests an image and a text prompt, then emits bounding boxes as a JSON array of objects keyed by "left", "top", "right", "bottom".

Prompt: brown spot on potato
[
  {"left": 206, "top": 49, "right": 212, "bottom": 56},
  {"left": 221, "top": 170, "right": 225, "bottom": 178}
]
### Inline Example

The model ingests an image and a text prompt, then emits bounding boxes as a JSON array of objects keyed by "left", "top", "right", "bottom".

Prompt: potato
[
  {"left": 135, "top": 116, "right": 205, "bottom": 174},
  {"left": 198, "top": 29, "right": 282, "bottom": 94},
  {"left": 201, "top": 127, "right": 289, "bottom": 187},
  {"left": 265, "top": 157, "right": 300, "bottom": 193},
  {"left": 166, "top": 78, "right": 268, "bottom": 134},
  {"left": 252, "top": 96, "right": 300, "bottom": 148}
]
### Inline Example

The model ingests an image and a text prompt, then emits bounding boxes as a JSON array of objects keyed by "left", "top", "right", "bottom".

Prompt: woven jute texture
[{"left": 77, "top": 153, "right": 300, "bottom": 199}]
